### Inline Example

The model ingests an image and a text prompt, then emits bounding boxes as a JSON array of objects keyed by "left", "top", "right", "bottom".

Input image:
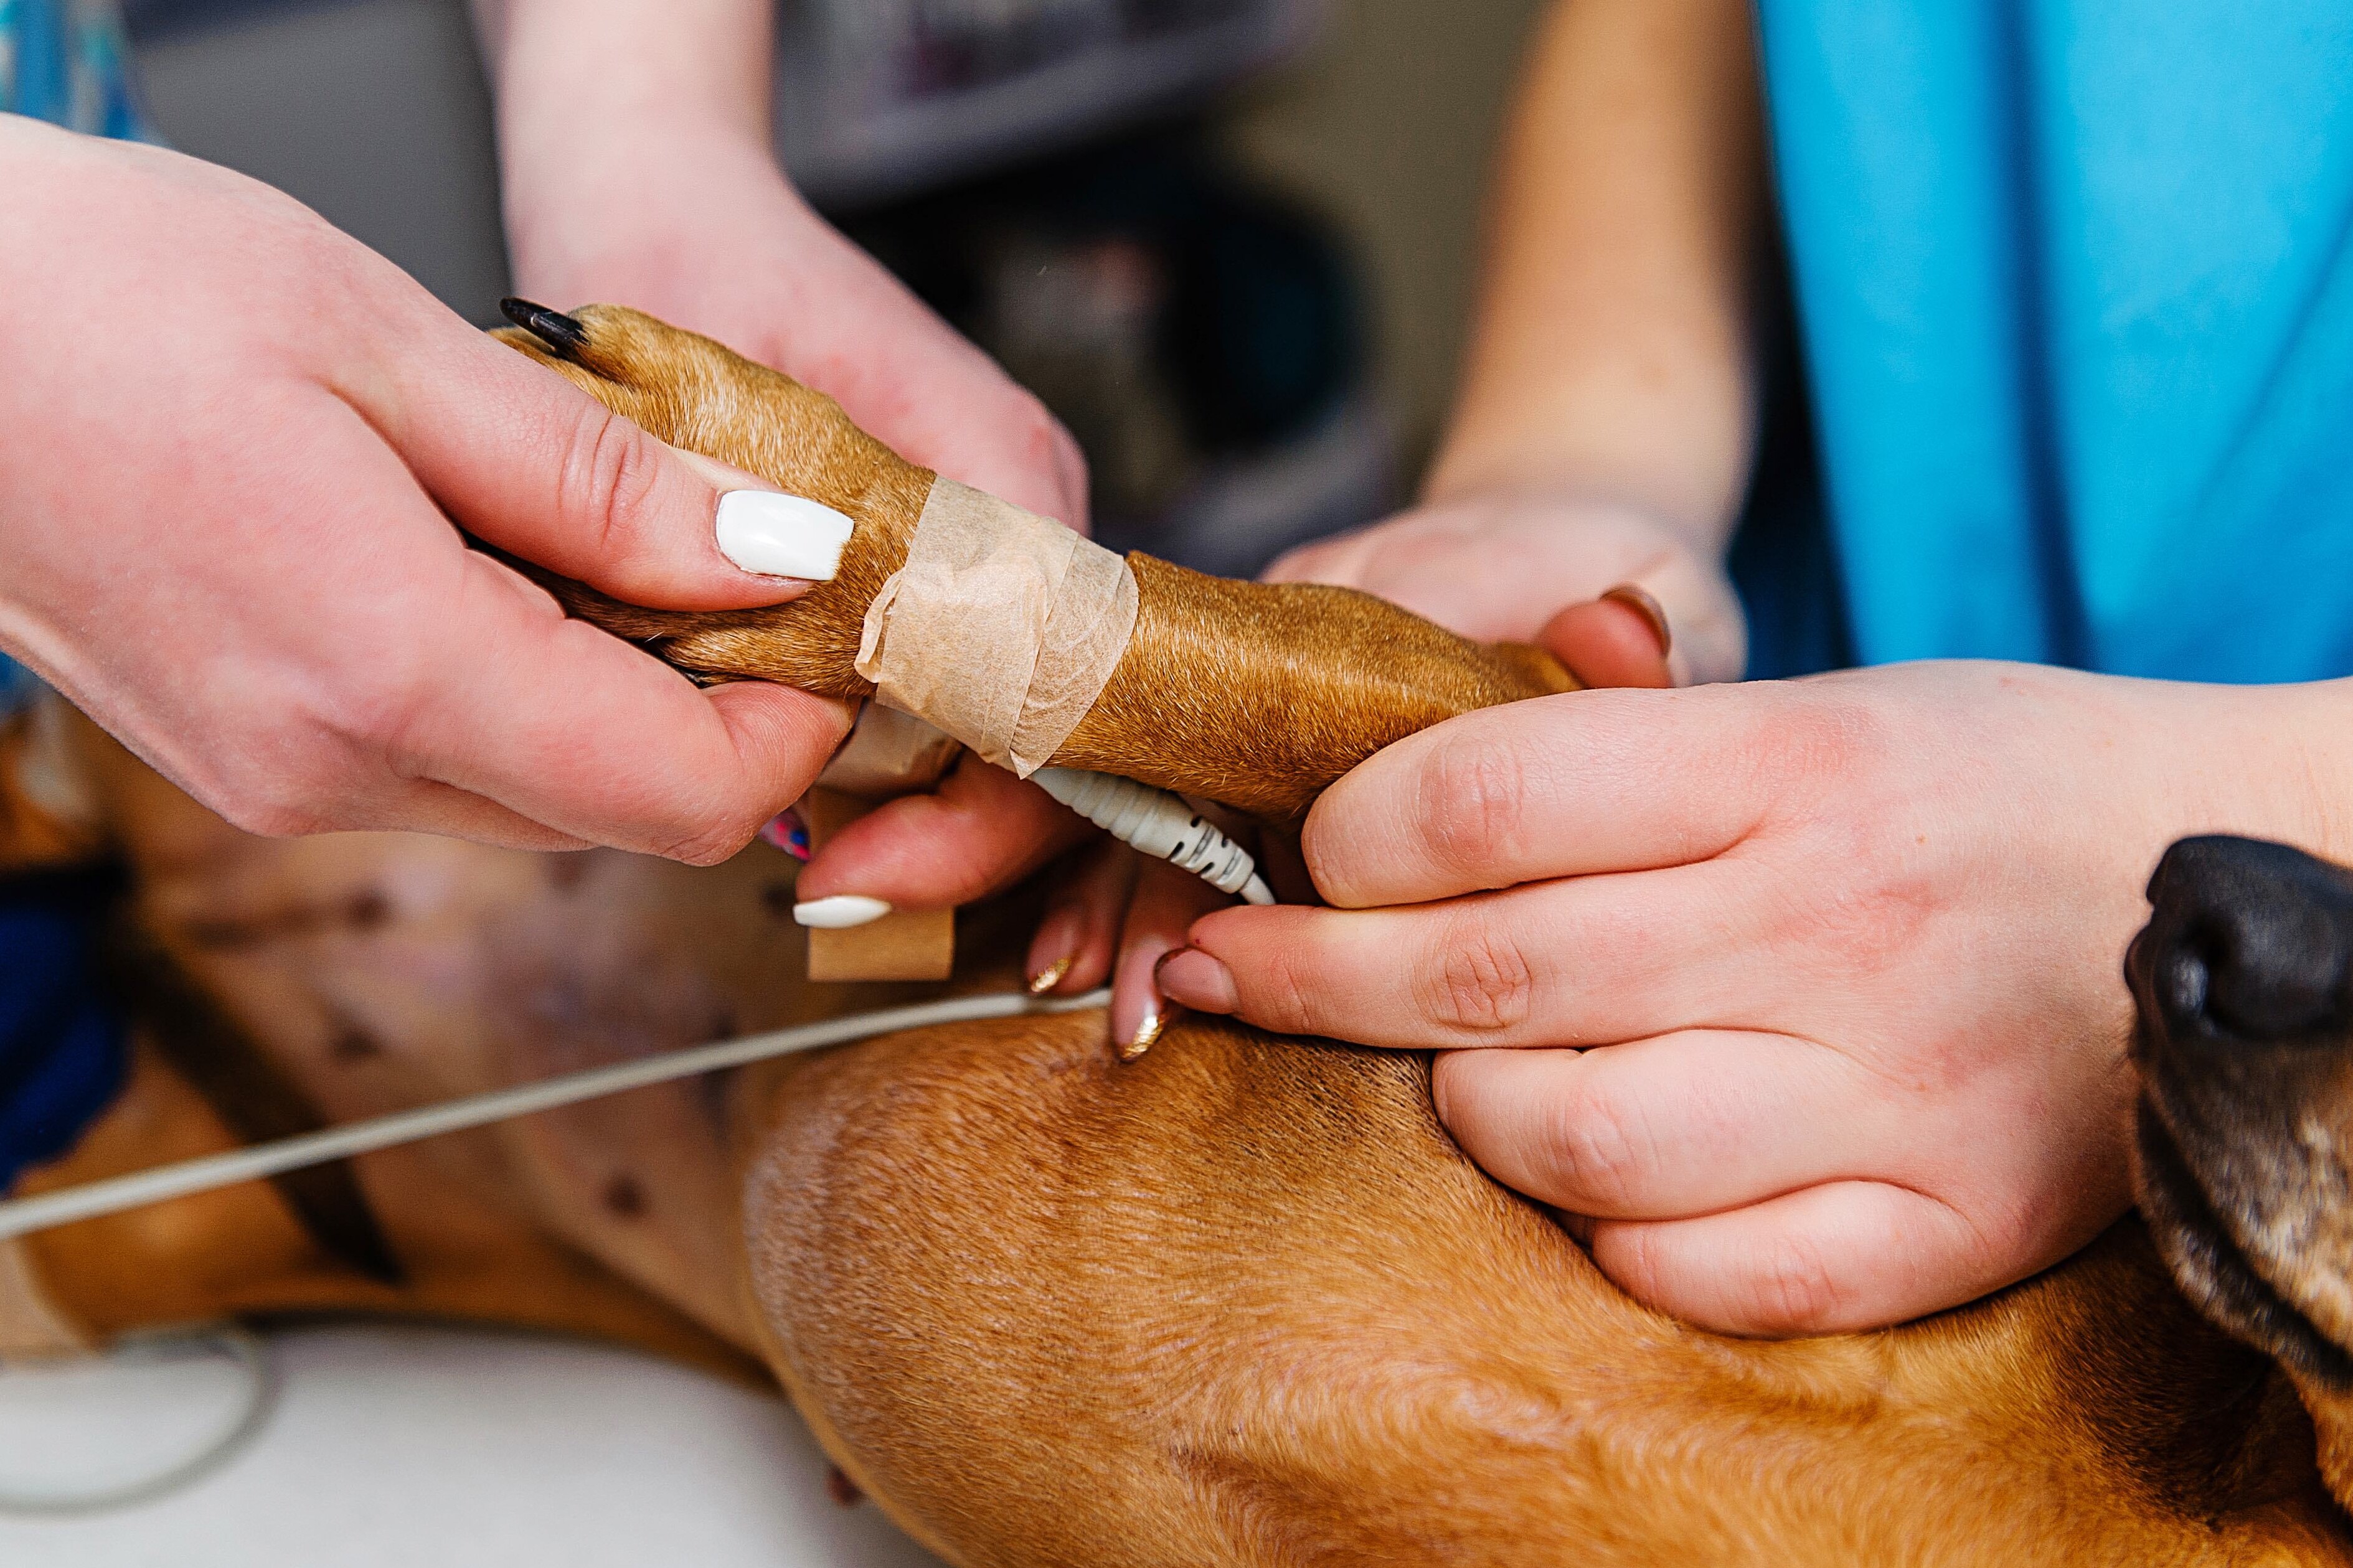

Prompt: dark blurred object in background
[
  {"left": 775, "top": 0, "right": 1319, "bottom": 207},
  {"left": 850, "top": 136, "right": 1387, "bottom": 575}
]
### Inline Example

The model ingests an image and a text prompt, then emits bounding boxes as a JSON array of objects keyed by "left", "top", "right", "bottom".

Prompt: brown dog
[
  {"left": 4, "top": 309, "right": 2348, "bottom": 1564},
  {"left": 2129, "top": 835, "right": 2353, "bottom": 1527}
]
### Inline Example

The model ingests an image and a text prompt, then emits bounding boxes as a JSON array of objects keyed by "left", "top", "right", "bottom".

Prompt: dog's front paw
[{"left": 488, "top": 301, "right": 935, "bottom": 699}]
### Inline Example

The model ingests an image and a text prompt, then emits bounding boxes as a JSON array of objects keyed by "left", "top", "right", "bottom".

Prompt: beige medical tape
[
  {"left": 856, "top": 476, "right": 1138, "bottom": 778},
  {"left": 813, "top": 704, "right": 961, "bottom": 799}
]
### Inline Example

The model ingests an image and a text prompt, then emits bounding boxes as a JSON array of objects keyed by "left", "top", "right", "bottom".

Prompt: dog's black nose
[{"left": 2136, "top": 837, "right": 2353, "bottom": 1043}]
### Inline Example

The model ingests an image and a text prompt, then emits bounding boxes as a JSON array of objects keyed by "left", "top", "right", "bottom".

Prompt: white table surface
[{"left": 0, "top": 1322, "right": 947, "bottom": 1567}]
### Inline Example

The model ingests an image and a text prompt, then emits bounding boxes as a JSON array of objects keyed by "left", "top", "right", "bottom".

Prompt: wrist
[
  {"left": 2247, "top": 679, "right": 2353, "bottom": 868},
  {"left": 480, "top": 0, "right": 769, "bottom": 139},
  {"left": 499, "top": 116, "right": 804, "bottom": 304},
  {"left": 484, "top": 0, "right": 782, "bottom": 284},
  {"left": 2040, "top": 674, "right": 2353, "bottom": 896}
]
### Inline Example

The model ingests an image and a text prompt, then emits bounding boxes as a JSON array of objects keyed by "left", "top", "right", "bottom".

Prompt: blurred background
[{"left": 120, "top": 0, "right": 1554, "bottom": 576}]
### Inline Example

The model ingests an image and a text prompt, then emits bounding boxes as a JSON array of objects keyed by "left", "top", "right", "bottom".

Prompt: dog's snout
[{"left": 2136, "top": 837, "right": 2353, "bottom": 1045}]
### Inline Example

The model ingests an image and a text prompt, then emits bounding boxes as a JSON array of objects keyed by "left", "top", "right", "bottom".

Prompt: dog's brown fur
[
  {"left": 496, "top": 307, "right": 1573, "bottom": 822},
  {"left": 5, "top": 309, "right": 2350, "bottom": 1563}
]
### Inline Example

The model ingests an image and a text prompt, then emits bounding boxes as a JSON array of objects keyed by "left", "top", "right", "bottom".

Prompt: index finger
[
  {"left": 1299, "top": 685, "right": 1783, "bottom": 908},
  {"left": 393, "top": 550, "right": 851, "bottom": 863}
]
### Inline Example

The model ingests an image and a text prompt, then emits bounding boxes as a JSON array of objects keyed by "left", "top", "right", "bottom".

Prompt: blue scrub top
[
  {"left": 1, "top": 0, "right": 145, "bottom": 1189},
  {"left": 1748, "top": 1, "right": 2353, "bottom": 682}
]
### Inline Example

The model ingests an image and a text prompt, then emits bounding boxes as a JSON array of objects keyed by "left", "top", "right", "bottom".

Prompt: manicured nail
[
  {"left": 500, "top": 296, "right": 587, "bottom": 357},
  {"left": 1154, "top": 947, "right": 1238, "bottom": 1015},
  {"left": 1027, "top": 955, "right": 1074, "bottom": 996},
  {"left": 716, "top": 491, "right": 854, "bottom": 581},
  {"left": 1119, "top": 1003, "right": 1169, "bottom": 1063},
  {"left": 1600, "top": 583, "right": 1673, "bottom": 658},
  {"left": 793, "top": 895, "right": 892, "bottom": 929},
  {"left": 760, "top": 807, "right": 811, "bottom": 861}
]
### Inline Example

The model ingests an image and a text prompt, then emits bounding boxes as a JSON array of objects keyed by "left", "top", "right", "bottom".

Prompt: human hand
[
  {"left": 1035, "top": 494, "right": 1704, "bottom": 1053},
  {"left": 1156, "top": 662, "right": 2348, "bottom": 1333},
  {"left": 1262, "top": 492, "right": 1747, "bottom": 688},
  {"left": 0, "top": 120, "right": 848, "bottom": 858},
  {"left": 492, "top": 55, "right": 1095, "bottom": 918}
]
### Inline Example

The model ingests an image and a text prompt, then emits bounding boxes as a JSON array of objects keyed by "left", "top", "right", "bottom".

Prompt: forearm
[
  {"left": 470, "top": 0, "right": 780, "bottom": 269},
  {"left": 472, "top": 0, "right": 768, "bottom": 139},
  {"left": 1427, "top": 0, "right": 1766, "bottom": 556}
]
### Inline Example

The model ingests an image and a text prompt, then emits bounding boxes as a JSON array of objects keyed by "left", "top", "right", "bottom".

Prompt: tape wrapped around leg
[{"left": 855, "top": 477, "right": 1139, "bottom": 778}]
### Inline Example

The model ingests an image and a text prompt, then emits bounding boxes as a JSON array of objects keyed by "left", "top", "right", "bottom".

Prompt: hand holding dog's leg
[
  {"left": 1159, "top": 664, "right": 2353, "bottom": 1333},
  {"left": 0, "top": 122, "right": 845, "bottom": 861},
  {"left": 477, "top": 0, "right": 1092, "bottom": 911}
]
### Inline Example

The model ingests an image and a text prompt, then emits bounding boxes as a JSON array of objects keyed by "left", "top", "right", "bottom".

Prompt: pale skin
[
  {"left": 0, "top": 114, "right": 840, "bottom": 860},
  {"left": 473, "top": 0, "right": 1106, "bottom": 905},
  {"left": 472, "top": 0, "right": 1291, "bottom": 1051},
  {"left": 1157, "top": 0, "right": 2353, "bottom": 1335},
  {"left": 0, "top": 4, "right": 1095, "bottom": 878}
]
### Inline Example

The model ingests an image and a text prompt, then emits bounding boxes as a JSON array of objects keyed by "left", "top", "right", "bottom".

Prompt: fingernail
[
  {"left": 1600, "top": 583, "right": 1673, "bottom": 658},
  {"left": 793, "top": 894, "right": 892, "bottom": 929},
  {"left": 716, "top": 491, "right": 854, "bottom": 582},
  {"left": 1119, "top": 1003, "right": 1169, "bottom": 1063},
  {"left": 1154, "top": 947, "right": 1237, "bottom": 1015},
  {"left": 760, "top": 807, "right": 811, "bottom": 861},
  {"left": 1027, "top": 903, "right": 1085, "bottom": 995},
  {"left": 500, "top": 296, "right": 587, "bottom": 357},
  {"left": 1027, "top": 955, "right": 1074, "bottom": 996}
]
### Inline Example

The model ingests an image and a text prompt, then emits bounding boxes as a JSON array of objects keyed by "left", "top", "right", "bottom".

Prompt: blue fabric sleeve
[{"left": 1, "top": 0, "right": 142, "bottom": 1188}]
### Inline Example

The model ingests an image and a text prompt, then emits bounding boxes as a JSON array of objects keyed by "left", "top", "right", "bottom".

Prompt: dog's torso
[{"left": 7, "top": 712, "right": 2341, "bottom": 1566}]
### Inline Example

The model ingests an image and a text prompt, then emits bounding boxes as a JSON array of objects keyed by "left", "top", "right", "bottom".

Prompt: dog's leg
[{"left": 493, "top": 305, "right": 1575, "bottom": 822}]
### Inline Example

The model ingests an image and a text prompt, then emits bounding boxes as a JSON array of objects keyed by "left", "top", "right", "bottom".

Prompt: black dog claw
[{"left": 500, "top": 298, "right": 589, "bottom": 358}]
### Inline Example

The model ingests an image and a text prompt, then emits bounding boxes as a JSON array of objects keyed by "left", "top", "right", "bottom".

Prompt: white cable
[
  {"left": 0, "top": 988, "right": 1110, "bottom": 1246},
  {"left": 1033, "top": 768, "right": 1276, "bottom": 906},
  {"left": 0, "top": 1325, "right": 275, "bottom": 1515}
]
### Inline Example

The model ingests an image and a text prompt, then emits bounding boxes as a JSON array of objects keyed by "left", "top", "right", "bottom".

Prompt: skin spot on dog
[
  {"left": 544, "top": 856, "right": 590, "bottom": 895},
  {"left": 183, "top": 917, "right": 267, "bottom": 951},
  {"left": 328, "top": 1021, "right": 382, "bottom": 1064},
  {"left": 601, "top": 1174, "right": 648, "bottom": 1220},
  {"left": 696, "top": 1067, "right": 737, "bottom": 1134},
  {"left": 345, "top": 890, "right": 391, "bottom": 932},
  {"left": 826, "top": 1466, "right": 864, "bottom": 1508}
]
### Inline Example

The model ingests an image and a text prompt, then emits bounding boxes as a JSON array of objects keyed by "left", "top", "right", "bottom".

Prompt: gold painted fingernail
[
  {"left": 1600, "top": 583, "right": 1673, "bottom": 657},
  {"left": 1027, "top": 955, "right": 1074, "bottom": 996},
  {"left": 1118, "top": 1007, "right": 1169, "bottom": 1063}
]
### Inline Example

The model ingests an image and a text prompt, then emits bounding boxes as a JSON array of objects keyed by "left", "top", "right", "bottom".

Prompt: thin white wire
[
  {"left": 0, "top": 988, "right": 1109, "bottom": 1246},
  {"left": 0, "top": 1326, "right": 276, "bottom": 1515}
]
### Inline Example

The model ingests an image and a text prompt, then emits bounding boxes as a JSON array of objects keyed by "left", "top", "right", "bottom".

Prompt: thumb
[{"left": 359, "top": 319, "right": 846, "bottom": 612}]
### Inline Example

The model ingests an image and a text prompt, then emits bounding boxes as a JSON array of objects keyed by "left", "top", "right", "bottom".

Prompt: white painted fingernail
[
  {"left": 716, "top": 491, "right": 854, "bottom": 582},
  {"left": 793, "top": 894, "right": 893, "bottom": 930}
]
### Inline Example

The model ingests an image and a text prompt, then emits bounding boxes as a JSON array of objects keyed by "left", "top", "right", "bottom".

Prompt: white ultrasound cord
[
  {"left": 0, "top": 988, "right": 1109, "bottom": 1246},
  {"left": 1034, "top": 769, "right": 1276, "bottom": 906},
  {"left": 0, "top": 988, "right": 1104, "bottom": 1515}
]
